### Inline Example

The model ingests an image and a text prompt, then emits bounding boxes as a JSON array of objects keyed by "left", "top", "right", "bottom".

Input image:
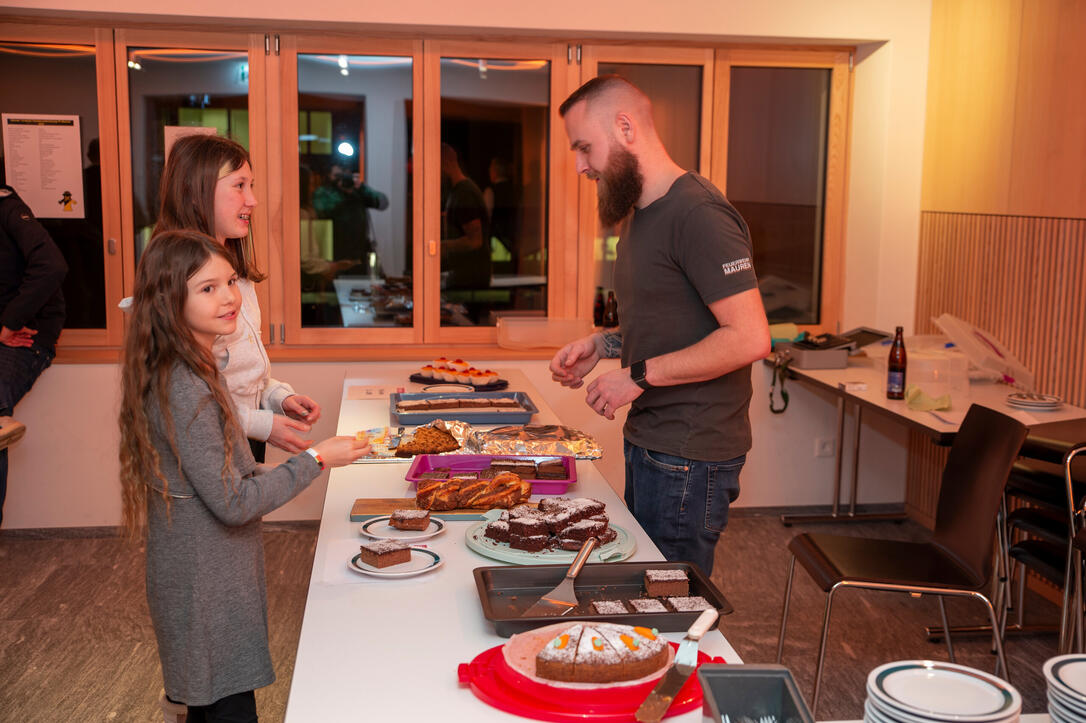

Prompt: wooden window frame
[
  {"left": 424, "top": 40, "right": 576, "bottom": 346},
  {"left": 0, "top": 23, "right": 125, "bottom": 351},
  {"left": 712, "top": 48, "right": 852, "bottom": 336},
  {"left": 576, "top": 46, "right": 715, "bottom": 321},
  {"left": 277, "top": 36, "right": 423, "bottom": 346},
  {"left": 113, "top": 29, "right": 271, "bottom": 335}
]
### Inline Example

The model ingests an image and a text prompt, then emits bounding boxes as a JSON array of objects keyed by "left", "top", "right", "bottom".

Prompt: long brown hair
[
  {"left": 153, "top": 133, "right": 266, "bottom": 282},
  {"left": 119, "top": 230, "right": 244, "bottom": 534}
]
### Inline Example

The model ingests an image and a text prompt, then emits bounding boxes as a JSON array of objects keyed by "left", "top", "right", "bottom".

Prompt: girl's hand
[
  {"left": 267, "top": 414, "right": 314, "bottom": 454},
  {"left": 313, "top": 434, "right": 371, "bottom": 468},
  {"left": 283, "top": 394, "right": 321, "bottom": 423}
]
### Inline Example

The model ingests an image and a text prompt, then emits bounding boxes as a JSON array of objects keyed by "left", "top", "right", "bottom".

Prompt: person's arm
[
  {"left": 442, "top": 217, "right": 484, "bottom": 254},
  {"left": 584, "top": 288, "right": 770, "bottom": 419},
  {"left": 549, "top": 330, "right": 622, "bottom": 390},
  {"left": 171, "top": 372, "right": 320, "bottom": 526},
  {"left": 0, "top": 196, "right": 67, "bottom": 334}
]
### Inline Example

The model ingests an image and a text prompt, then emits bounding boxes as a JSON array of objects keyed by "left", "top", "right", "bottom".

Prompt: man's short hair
[{"left": 558, "top": 74, "right": 638, "bottom": 117}]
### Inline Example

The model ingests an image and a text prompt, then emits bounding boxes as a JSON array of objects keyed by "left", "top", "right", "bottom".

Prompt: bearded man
[{"left": 549, "top": 75, "right": 770, "bottom": 576}]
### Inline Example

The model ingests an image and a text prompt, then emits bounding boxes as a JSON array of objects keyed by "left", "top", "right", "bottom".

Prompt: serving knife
[
  {"left": 520, "top": 537, "right": 598, "bottom": 617},
  {"left": 634, "top": 607, "right": 719, "bottom": 722}
]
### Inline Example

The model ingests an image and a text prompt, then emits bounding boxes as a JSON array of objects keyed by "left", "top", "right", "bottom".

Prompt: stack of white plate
[
  {"left": 864, "top": 660, "right": 1021, "bottom": 723},
  {"left": 1006, "top": 392, "right": 1063, "bottom": 411},
  {"left": 1044, "top": 655, "right": 1086, "bottom": 722}
]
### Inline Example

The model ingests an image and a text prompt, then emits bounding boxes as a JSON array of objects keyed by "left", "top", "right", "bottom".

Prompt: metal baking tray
[
  {"left": 404, "top": 454, "right": 577, "bottom": 494},
  {"left": 473, "top": 560, "right": 733, "bottom": 637},
  {"left": 390, "top": 391, "right": 538, "bottom": 425}
]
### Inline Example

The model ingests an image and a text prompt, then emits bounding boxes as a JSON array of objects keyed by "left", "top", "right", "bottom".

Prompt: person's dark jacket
[{"left": 0, "top": 185, "right": 67, "bottom": 353}]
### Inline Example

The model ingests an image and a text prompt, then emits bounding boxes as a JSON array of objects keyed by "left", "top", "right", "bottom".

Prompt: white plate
[
  {"left": 868, "top": 694, "right": 1019, "bottom": 723},
  {"left": 1049, "top": 684, "right": 1086, "bottom": 716},
  {"left": 1045, "top": 655, "right": 1086, "bottom": 704},
  {"left": 359, "top": 515, "right": 446, "bottom": 542},
  {"left": 347, "top": 548, "right": 443, "bottom": 578},
  {"left": 1047, "top": 693, "right": 1083, "bottom": 723},
  {"left": 1007, "top": 392, "right": 1062, "bottom": 406},
  {"left": 867, "top": 660, "right": 1021, "bottom": 722}
]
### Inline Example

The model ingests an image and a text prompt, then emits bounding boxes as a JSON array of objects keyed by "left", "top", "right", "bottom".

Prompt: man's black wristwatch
[{"left": 630, "top": 359, "right": 653, "bottom": 390}]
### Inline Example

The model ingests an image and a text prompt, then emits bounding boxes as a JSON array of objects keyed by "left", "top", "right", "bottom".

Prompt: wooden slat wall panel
[{"left": 908, "top": 212, "right": 1086, "bottom": 525}]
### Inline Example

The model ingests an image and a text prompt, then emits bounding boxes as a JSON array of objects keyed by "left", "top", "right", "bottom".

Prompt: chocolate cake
[
  {"left": 644, "top": 569, "right": 690, "bottom": 597},
  {"left": 628, "top": 598, "right": 668, "bottom": 613},
  {"left": 508, "top": 515, "right": 547, "bottom": 537},
  {"left": 483, "top": 519, "right": 510, "bottom": 543},
  {"left": 509, "top": 533, "right": 549, "bottom": 552},
  {"left": 535, "top": 623, "right": 669, "bottom": 683},
  {"left": 389, "top": 509, "right": 430, "bottom": 531},
  {"left": 666, "top": 595, "right": 713, "bottom": 612},
  {"left": 591, "top": 600, "right": 628, "bottom": 615},
  {"left": 358, "top": 540, "right": 411, "bottom": 568}
]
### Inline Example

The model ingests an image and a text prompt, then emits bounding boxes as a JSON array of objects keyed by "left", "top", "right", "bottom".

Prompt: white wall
[
  {"left": 5, "top": 358, "right": 904, "bottom": 529},
  {"left": 0, "top": 0, "right": 930, "bottom": 528}
]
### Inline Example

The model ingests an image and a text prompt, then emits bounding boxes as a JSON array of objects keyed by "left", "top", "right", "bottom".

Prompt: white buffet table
[{"left": 285, "top": 366, "right": 743, "bottom": 722}]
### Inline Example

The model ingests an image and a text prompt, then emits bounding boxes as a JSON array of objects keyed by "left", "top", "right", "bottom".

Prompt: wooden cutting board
[{"left": 350, "top": 498, "right": 487, "bottom": 522}]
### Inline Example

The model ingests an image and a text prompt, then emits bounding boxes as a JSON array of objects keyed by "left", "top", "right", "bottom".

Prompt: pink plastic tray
[{"left": 404, "top": 454, "right": 576, "bottom": 495}]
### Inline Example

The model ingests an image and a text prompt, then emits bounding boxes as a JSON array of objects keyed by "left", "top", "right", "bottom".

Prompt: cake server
[
  {"left": 634, "top": 607, "right": 719, "bottom": 722},
  {"left": 520, "top": 536, "right": 598, "bottom": 617}
]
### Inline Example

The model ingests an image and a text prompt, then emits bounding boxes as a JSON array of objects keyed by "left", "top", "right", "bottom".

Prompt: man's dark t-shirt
[
  {"left": 443, "top": 179, "right": 491, "bottom": 290},
  {"left": 613, "top": 172, "right": 759, "bottom": 462}
]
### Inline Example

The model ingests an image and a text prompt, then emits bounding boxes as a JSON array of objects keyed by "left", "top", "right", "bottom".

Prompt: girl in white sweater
[{"left": 153, "top": 134, "right": 318, "bottom": 462}]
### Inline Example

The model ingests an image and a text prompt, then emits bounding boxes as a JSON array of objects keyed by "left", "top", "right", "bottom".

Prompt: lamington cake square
[
  {"left": 666, "top": 595, "right": 714, "bottom": 612},
  {"left": 644, "top": 569, "right": 690, "bottom": 597},
  {"left": 628, "top": 598, "right": 669, "bottom": 614},
  {"left": 591, "top": 600, "right": 628, "bottom": 615},
  {"left": 389, "top": 509, "right": 430, "bottom": 531},
  {"left": 358, "top": 540, "right": 412, "bottom": 568}
]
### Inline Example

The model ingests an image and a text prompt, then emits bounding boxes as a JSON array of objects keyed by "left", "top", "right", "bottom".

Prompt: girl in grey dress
[{"left": 118, "top": 230, "right": 369, "bottom": 722}]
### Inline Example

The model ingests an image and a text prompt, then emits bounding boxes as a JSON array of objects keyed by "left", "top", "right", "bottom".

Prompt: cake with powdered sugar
[
  {"left": 591, "top": 600, "right": 628, "bottom": 615},
  {"left": 483, "top": 497, "right": 617, "bottom": 553},
  {"left": 666, "top": 595, "right": 713, "bottom": 612},
  {"left": 534, "top": 622, "right": 669, "bottom": 683},
  {"left": 628, "top": 598, "right": 668, "bottom": 613},
  {"left": 358, "top": 540, "right": 411, "bottom": 568},
  {"left": 644, "top": 569, "right": 690, "bottom": 597},
  {"left": 389, "top": 509, "right": 430, "bottom": 531}
]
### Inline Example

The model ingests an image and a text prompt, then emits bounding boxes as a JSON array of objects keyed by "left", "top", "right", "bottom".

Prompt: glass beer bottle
[
  {"left": 886, "top": 326, "right": 907, "bottom": 399},
  {"left": 602, "top": 290, "right": 619, "bottom": 328}
]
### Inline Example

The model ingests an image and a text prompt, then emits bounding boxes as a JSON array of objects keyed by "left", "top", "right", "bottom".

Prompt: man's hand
[
  {"left": 585, "top": 366, "right": 643, "bottom": 420},
  {"left": 0, "top": 326, "right": 36, "bottom": 348},
  {"left": 267, "top": 414, "right": 315, "bottom": 454},
  {"left": 283, "top": 394, "right": 321, "bottom": 424},
  {"left": 549, "top": 334, "right": 602, "bottom": 389}
]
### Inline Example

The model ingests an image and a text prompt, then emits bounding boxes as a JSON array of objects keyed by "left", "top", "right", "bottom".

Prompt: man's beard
[{"left": 596, "top": 142, "right": 643, "bottom": 228}]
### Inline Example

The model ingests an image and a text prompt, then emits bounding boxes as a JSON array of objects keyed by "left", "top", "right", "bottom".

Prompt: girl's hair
[
  {"left": 153, "top": 133, "right": 266, "bottom": 282},
  {"left": 119, "top": 230, "right": 244, "bottom": 534}
]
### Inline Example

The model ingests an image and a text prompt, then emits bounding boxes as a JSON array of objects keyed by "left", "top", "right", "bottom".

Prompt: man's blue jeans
[
  {"left": 0, "top": 342, "right": 54, "bottom": 526},
  {"left": 623, "top": 440, "right": 744, "bottom": 577}
]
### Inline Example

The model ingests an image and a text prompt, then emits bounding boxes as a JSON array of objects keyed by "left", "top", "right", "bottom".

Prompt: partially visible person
[
  {"left": 0, "top": 184, "right": 67, "bottom": 527},
  {"left": 549, "top": 75, "right": 770, "bottom": 576},
  {"left": 440, "top": 143, "right": 491, "bottom": 290},
  {"left": 154, "top": 134, "right": 321, "bottom": 462},
  {"left": 483, "top": 156, "right": 518, "bottom": 265},
  {"left": 119, "top": 230, "right": 369, "bottom": 723},
  {"left": 312, "top": 163, "right": 388, "bottom": 275}
]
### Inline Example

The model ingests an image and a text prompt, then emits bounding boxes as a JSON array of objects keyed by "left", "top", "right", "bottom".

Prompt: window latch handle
[{"left": 428, "top": 239, "right": 437, "bottom": 256}]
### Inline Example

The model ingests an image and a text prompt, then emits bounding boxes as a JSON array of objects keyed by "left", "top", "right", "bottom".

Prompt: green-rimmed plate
[{"left": 867, "top": 660, "right": 1020, "bottom": 722}]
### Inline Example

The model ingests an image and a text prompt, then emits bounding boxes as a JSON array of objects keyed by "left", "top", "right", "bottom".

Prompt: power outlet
[{"left": 815, "top": 438, "right": 836, "bottom": 458}]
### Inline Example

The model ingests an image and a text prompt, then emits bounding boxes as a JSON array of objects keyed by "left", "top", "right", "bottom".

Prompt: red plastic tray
[
  {"left": 405, "top": 454, "right": 577, "bottom": 495},
  {"left": 457, "top": 641, "right": 725, "bottom": 722}
]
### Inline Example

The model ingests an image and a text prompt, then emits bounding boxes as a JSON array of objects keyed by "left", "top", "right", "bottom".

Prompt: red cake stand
[{"left": 458, "top": 641, "right": 726, "bottom": 722}]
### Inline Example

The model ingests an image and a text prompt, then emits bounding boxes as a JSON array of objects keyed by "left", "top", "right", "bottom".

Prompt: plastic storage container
[
  {"left": 496, "top": 317, "right": 593, "bottom": 350},
  {"left": 697, "top": 664, "right": 814, "bottom": 723}
]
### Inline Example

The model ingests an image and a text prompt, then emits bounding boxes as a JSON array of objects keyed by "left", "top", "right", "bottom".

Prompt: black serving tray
[{"left": 473, "top": 560, "right": 733, "bottom": 637}]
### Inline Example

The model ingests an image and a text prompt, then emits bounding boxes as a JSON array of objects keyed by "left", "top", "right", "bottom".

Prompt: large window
[
  {"left": 438, "top": 55, "right": 551, "bottom": 328},
  {"left": 0, "top": 26, "right": 123, "bottom": 347},
  {"left": 2, "top": 21, "right": 852, "bottom": 358}
]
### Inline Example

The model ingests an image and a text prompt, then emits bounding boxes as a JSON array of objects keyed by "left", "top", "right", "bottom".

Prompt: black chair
[{"left": 775, "top": 404, "right": 1027, "bottom": 716}]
